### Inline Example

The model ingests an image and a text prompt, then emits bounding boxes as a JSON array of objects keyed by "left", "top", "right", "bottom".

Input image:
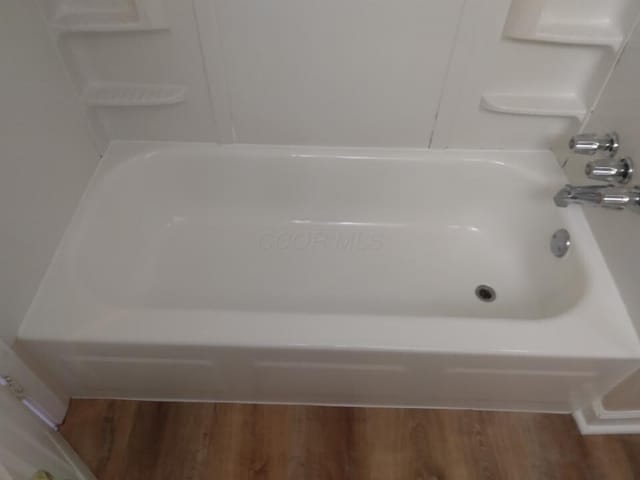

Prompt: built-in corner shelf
[
  {"left": 505, "top": 23, "right": 623, "bottom": 50},
  {"left": 83, "top": 83, "right": 187, "bottom": 107},
  {"left": 51, "top": 19, "right": 168, "bottom": 34},
  {"left": 47, "top": 0, "right": 168, "bottom": 33},
  {"left": 480, "top": 94, "right": 586, "bottom": 120},
  {"left": 503, "top": 0, "right": 626, "bottom": 49}
]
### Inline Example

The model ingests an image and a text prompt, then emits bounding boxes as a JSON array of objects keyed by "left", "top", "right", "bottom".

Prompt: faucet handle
[
  {"left": 585, "top": 157, "right": 633, "bottom": 184},
  {"left": 600, "top": 186, "right": 640, "bottom": 211},
  {"left": 569, "top": 132, "right": 619, "bottom": 156}
]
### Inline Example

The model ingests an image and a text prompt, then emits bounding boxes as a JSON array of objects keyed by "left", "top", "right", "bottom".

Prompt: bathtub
[{"left": 17, "top": 142, "right": 640, "bottom": 412}]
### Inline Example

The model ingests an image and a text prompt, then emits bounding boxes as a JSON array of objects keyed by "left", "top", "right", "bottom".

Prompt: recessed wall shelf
[
  {"left": 46, "top": 0, "right": 168, "bottom": 33},
  {"left": 480, "top": 94, "right": 587, "bottom": 120},
  {"left": 84, "top": 83, "right": 187, "bottom": 107},
  {"left": 505, "top": 23, "right": 623, "bottom": 50},
  {"left": 51, "top": 20, "right": 168, "bottom": 33},
  {"left": 503, "top": 0, "right": 626, "bottom": 50}
]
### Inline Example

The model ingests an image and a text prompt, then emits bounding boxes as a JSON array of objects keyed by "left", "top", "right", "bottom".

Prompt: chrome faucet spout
[
  {"left": 554, "top": 184, "right": 640, "bottom": 212},
  {"left": 554, "top": 185, "right": 606, "bottom": 208}
]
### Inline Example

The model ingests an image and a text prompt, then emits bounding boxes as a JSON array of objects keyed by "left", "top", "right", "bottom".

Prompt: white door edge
[
  {"left": 0, "top": 386, "right": 95, "bottom": 480},
  {"left": 0, "top": 339, "right": 68, "bottom": 426}
]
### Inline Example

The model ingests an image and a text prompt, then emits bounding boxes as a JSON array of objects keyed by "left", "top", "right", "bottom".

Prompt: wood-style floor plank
[{"left": 60, "top": 400, "right": 640, "bottom": 480}]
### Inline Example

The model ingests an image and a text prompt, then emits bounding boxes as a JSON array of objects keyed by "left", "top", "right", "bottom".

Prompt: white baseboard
[{"left": 574, "top": 399, "right": 640, "bottom": 435}]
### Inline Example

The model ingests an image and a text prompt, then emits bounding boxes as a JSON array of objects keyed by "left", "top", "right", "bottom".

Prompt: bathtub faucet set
[{"left": 554, "top": 132, "right": 640, "bottom": 212}]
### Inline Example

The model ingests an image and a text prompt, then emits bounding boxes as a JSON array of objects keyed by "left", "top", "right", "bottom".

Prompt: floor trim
[{"left": 574, "top": 399, "right": 640, "bottom": 435}]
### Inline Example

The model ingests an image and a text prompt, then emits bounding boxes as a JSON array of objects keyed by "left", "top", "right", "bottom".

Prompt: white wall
[
  {"left": 197, "top": 0, "right": 630, "bottom": 149},
  {"left": 0, "top": 0, "right": 99, "bottom": 344},
  {"left": 56, "top": 1, "right": 218, "bottom": 147},
  {"left": 564, "top": 26, "right": 640, "bottom": 411},
  {"left": 198, "top": 0, "right": 466, "bottom": 147},
  {"left": 37, "top": 0, "right": 638, "bottom": 150}
]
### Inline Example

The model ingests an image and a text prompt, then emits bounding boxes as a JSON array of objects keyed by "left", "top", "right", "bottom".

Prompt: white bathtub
[{"left": 18, "top": 142, "right": 640, "bottom": 412}]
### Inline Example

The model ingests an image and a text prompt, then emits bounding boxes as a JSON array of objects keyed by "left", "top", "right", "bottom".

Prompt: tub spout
[{"left": 554, "top": 184, "right": 640, "bottom": 212}]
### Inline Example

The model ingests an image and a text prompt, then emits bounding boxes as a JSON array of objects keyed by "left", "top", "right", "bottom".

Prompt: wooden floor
[{"left": 61, "top": 400, "right": 640, "bottom": 480}]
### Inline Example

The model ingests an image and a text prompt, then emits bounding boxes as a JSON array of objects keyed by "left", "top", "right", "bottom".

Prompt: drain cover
[{"left": 551, "top": 228, "right": 571, "bottom": 258}]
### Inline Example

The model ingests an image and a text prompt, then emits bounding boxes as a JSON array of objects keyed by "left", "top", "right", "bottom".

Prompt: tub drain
[{"left": 475, "top": 285, "right": 496, "bottom": 302}]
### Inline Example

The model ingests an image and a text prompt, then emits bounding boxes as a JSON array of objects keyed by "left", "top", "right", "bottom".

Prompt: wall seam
[{"left": 428, "top": 0, "right": 469, "bottom": 149}]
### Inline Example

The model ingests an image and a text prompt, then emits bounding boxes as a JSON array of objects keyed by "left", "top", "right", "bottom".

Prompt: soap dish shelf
[
  {"left": 84, "top": 83, "right": 187, "bottom": 107},
  {"left": 505, "top": 23, "right": 623, "bottom": 50},
  {"left": 502, "top": 0, "right": 625, "bottom": 49},
  {"left": 480, "top": 94, "right": 586, "bottom": 120},
  {"left": 47, "top": 0, "right": 168, "bottom": 33},
  {"left": 51, "top": 20, "right": 168, "bottom": 33}
]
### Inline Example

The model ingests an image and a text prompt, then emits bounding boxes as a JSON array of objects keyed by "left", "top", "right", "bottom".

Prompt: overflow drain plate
[{"left": 551, "top": 228, "right": 571, "bottom": 258}]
